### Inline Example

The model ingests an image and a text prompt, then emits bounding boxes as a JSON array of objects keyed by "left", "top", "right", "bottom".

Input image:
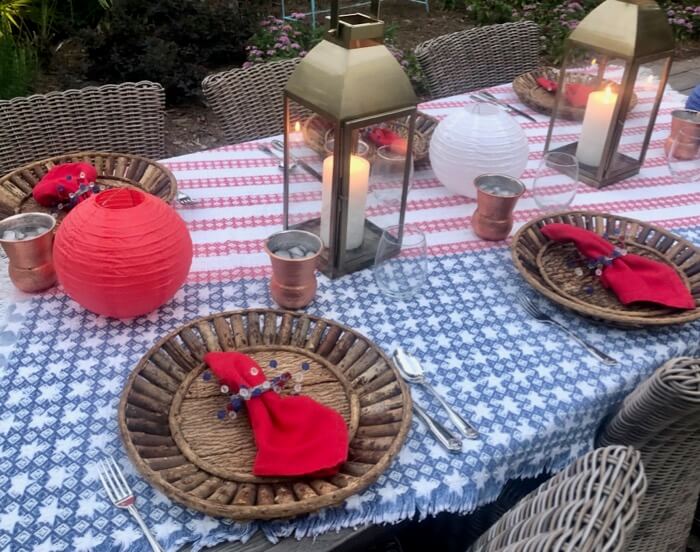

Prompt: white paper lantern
[{"left": 429, "top": 103, "right": 529, "bottom": 198}]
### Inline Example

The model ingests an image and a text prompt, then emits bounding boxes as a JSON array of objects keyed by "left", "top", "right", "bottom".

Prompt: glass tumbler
[{"left": 373, "top": 225, "right": 428, "bottom": 299}]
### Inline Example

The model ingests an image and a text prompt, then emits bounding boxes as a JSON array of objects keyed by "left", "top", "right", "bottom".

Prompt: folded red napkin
[
  {"left": 204, "top": 351, "right": 349, "bottom": 478},
  {"left": 541, "top": 223, "right": 695, "bottom": 309},
  {"left": 536, "top": 76, "right": 558, "bottom": 93},
  {"left": 565, "top": 83, "right": 597, "bottom": 108},
  {"left": 32, "top": 163, "right": 97, "bottom": 208}
]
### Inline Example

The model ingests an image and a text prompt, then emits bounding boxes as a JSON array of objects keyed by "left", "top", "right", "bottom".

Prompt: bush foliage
[{"left": 82, "top": 0, "right": 261, "bottom": 101}]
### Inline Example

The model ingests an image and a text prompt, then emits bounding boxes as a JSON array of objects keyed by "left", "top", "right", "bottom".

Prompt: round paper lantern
[
  {"left": 429, "top": 103, "right": 529, "bottom": 198},
  {"left": 54, "top": 188, "right": 193, "bottom": 318}
]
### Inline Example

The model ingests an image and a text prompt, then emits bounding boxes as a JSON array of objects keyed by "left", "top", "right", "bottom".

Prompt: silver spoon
[{"left": 395, "top": 347, "right": 479, "bottom": 439}]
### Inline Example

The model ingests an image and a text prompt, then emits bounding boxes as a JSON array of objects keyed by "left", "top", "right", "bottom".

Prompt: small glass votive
[{"left": 472, "top": 174, "right": 525, "bottom": 241}]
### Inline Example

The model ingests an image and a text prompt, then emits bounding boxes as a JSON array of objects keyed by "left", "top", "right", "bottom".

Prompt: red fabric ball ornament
[{"left": 54, "top": 188, "right": 193, "bottom": 318}]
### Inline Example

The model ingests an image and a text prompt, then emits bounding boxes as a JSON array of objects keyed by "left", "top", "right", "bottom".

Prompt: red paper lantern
[{"left": 54, "top": 188, "right": 193, "bottom": 318}]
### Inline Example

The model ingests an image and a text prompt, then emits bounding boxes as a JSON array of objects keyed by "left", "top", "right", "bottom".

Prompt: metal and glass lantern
[
  {"left": 544, "top": 0, "right": 674, "bottom": 188},
  {"left": 282, "top": 0, "right": 418, "bottom": 278}
]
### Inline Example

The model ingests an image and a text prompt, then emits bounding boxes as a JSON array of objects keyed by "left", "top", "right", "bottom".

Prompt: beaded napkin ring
[
  {"left": 566, "top": 229, "right": 629, "bottom": 295},
  {"left": 202, "top": 360, "right": 311, "bottom": 420}
]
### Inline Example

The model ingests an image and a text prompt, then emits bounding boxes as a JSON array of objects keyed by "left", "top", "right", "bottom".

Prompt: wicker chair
[
  {"left": 415, "top": 21, "right": 541, "bottom": 99},
  {"left": 595, "top": 357, "right": 700, "bottom": 552},
  {"left": 202, "top": 58, "right": 301, "bottom": 145},
  {"left": 467, "top": 446, "right": 647, "bottom": 552},
  {"left": 0, "top": 81, "right": 165, "bottom": 175}
]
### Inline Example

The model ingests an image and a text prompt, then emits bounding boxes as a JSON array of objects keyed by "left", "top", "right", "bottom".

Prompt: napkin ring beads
[
  {"left": 566, "top": 241, "right": 628, "bottom": 295},
  {"left": 202, "top": 360, "right": 311, "bottom": 420}
]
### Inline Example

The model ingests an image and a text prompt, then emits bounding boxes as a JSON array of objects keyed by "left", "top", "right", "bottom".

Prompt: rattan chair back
[
  {"left": 596, "top": 357, "right": 700, "bottom": 552},
  {"left": 415, "top": 21, "right": 541, "bottom": 99},
  {"left": 0, "top": 81, "right": 165, "bottom": 175},
  {"left": 202, "top": 58, "right": 301, "bottom": 144},
  {"left": 468, "top": 446, "right": 647, "bottom": 552}
]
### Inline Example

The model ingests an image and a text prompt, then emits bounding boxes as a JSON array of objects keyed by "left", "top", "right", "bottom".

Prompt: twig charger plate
[
  {"left": 118, "top": 309, "right": 412, "bottom": 520},
  {"left": 0, "top": 151, "right": 177, "bottom": 221},
  {"left": 512, "top": 211, "right": 700, "bottom": 327}
]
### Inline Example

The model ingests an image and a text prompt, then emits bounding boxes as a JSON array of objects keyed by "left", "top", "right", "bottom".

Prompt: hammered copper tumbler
[
  {"left": 0, "top": 213, "right": 57, "bottom": 292},
  {"left": 265, "top": 230, "right": 323, "bottom": 309},
  {"left": 472, "top": 174, "right": 525, "bottom": 241}
]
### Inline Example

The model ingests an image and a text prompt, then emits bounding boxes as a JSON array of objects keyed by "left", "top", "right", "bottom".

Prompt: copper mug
[
  {"left": 665, "top": 109, "right": 700, "bottom": 160},
  {"left": 265, "top": 230, "right": 323, "bottom": 309},
  {"left": 0, "top": 213, "right": 57, "bottom": 292},
  {"left": 472, "top": 174, "right": 525, "bottom": 241}
]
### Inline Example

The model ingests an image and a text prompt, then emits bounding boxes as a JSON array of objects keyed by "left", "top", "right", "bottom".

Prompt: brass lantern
[
  {"left": 544, "top": 0, "right": 674, "bottom": 188},
  {"left": 282, "top": 0, "right": 418, "bottom": 278}
]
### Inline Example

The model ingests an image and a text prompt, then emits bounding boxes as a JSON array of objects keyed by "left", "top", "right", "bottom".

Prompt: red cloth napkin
[
  {"left": 564, "top": 83, "right": 597, "bottom": 108},
  {"left": 536, "top": 76, "right": 558, "bottom": 93},
  {"left": 32, "top": 163, "right": 97, "bottom": 208},
  {"left": 541, "top": 223, "right": 695, "bottom": 309},
  {"left": 204, "top": 351, "right": 349, "bottom": 478}
]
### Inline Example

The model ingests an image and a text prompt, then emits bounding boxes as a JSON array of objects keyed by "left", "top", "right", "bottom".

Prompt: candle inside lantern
[
  {"left": 576, "top": 85, "right": 618, "bottom": 167},
  {"left": 320, "top": 154, "right": 370, "bottom": 250}
]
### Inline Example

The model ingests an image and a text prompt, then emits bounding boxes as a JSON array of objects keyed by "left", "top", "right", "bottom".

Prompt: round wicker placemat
[
  {"left": 512, "top": 67, "right": 638, "bottom": 121},
  {"left": 511, "top": 211, "right": 700, "bottom": 327},
  {"left": 118, "top": 309, "right": 412, "bottom": 520},
  {"left": 0, "top": 151, "right": 177, "bottom": 221},
  {"left": 537, "top": 241, "right": 687, "bottom": 319}
]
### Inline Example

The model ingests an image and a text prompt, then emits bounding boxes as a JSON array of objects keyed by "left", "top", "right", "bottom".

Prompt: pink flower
[
  {"left": 267, "top": 49, "right": 276, "bottom": 55},
  {"left": 300, "top": 50, "right": 308, "bottom": 57},
  {"left": 290, "top": 43, "right": 301, "bottom": 49},
  {"left": 291, "top": 12, "right": 306, "bottom": 20}
]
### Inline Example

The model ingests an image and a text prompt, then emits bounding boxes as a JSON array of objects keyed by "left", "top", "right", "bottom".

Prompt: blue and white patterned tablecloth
[
  {"left": 1, "top": 84, "right": 700, "bottom": 551},
  {"left": 1, "top": 240, "right": 699, "bottom": 551}
]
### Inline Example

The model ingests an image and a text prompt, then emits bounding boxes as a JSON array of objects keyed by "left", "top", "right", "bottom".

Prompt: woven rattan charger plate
[
  {"left": 0, "top": 151, "right": 177, "bottom": 221},
  {"left": 512, "top": 67, "right": 639, "bottom": 121},
  {"left": 512, "top": 211, "right": 700, "bottom": 327},
  {"left": 118, "top": 309, "right": 412, "bottom": 520}
]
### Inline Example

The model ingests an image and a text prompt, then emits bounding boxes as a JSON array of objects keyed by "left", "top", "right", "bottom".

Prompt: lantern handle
[{"left": 329, "top": 0, "right": 382, "bottom": 28}]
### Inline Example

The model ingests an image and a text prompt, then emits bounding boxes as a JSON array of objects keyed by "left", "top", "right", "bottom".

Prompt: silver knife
[
  {"left": 413, "top": 402, "right": 463, "bottom": 453},
  {"left": 271, "top": 139, "right": 323, "bottom": 181},
  {"left": 478, "top": 90, "right": 537, "bottom": 123}
]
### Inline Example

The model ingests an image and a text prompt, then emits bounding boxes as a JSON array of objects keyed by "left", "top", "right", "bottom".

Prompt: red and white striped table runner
[{"left": 164, "top": 83, "right": 693, "bottom": 284}]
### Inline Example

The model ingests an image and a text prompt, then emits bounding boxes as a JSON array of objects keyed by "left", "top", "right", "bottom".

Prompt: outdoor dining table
[{"left": 0, "top": 80, "right": 699, "bottom": 552}]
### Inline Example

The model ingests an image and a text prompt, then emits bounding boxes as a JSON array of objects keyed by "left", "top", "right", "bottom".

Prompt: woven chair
[
  {"left": 595, "top": 357, "right": 700, "bottom": 552},
  {"left": 467, "top": 446, "right": 647, "bottom": 552},
  {"left": 415, "top": 21, "right": 541, "bottom": 99},
  {"left": 0, "top": 81, "right": 165, "bottom": 175},
  {"left": 202, "top": 58, "right": 301, "bottom": 145}
]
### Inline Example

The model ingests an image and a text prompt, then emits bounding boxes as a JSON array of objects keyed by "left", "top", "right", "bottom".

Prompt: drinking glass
[
  {"left": 373, "top": 225, "right": 428, "bottom": 299},
  {"left": 667, "top": 127, "right": 700, "bottom": 184},
  {"left": 371, "top": 145, "right": 413, "bottom": 208},
  {"left": 532, "top": 152, "right": 580, "bottom": 212}
]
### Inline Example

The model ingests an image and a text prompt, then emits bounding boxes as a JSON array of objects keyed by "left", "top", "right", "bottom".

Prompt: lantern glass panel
[
  {"left": 547, "top": 44, "right": 629, "bottom": 177},
  {"left": 283, "top": 97, "right": 328, "bottom": 246},
  {"left": 619, "top": 57, "right": 672, "bottom": 167},
  {"left": 283, "top": 99, "right": 414, "bottom": 276}
]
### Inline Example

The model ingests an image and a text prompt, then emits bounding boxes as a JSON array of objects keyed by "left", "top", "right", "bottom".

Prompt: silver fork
[
  {"left": 97, "top": 456, "right": 165, "bottom": 552},
  {"left": 176, "top": 191, "right": 196, "bottom": 206},
  {"left": 518, "top": 296, "right": 618, "bottom": 366}
]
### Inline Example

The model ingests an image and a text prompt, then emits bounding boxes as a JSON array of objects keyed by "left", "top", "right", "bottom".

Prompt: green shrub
[
  {"left": 0, "top": 33, "right": 37, "bottom": 99},
  {"left": 458, "top": 0, "right": 699, "bottom": 62},
  {"left": 82, "top": 0, "right": 262, "bottom": 102}
]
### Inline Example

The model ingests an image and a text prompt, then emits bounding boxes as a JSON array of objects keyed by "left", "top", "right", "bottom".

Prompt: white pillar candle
[
  {"left": 320, "top": 154, "right": 370, "bottom": 250},
  {"left": 576, "top": 86, "right": 618, "bottom": 167}
]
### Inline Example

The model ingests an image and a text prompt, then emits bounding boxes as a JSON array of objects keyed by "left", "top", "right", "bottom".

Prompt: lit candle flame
[
  {"left": 294, "top": 121, "right": 301, "bottom": 132},
  {"left": 591, "top": 58, "right": 597, "bottom": 66},
  {"left": 602, "top": 84, "right": 615, "bottom": 104}
]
